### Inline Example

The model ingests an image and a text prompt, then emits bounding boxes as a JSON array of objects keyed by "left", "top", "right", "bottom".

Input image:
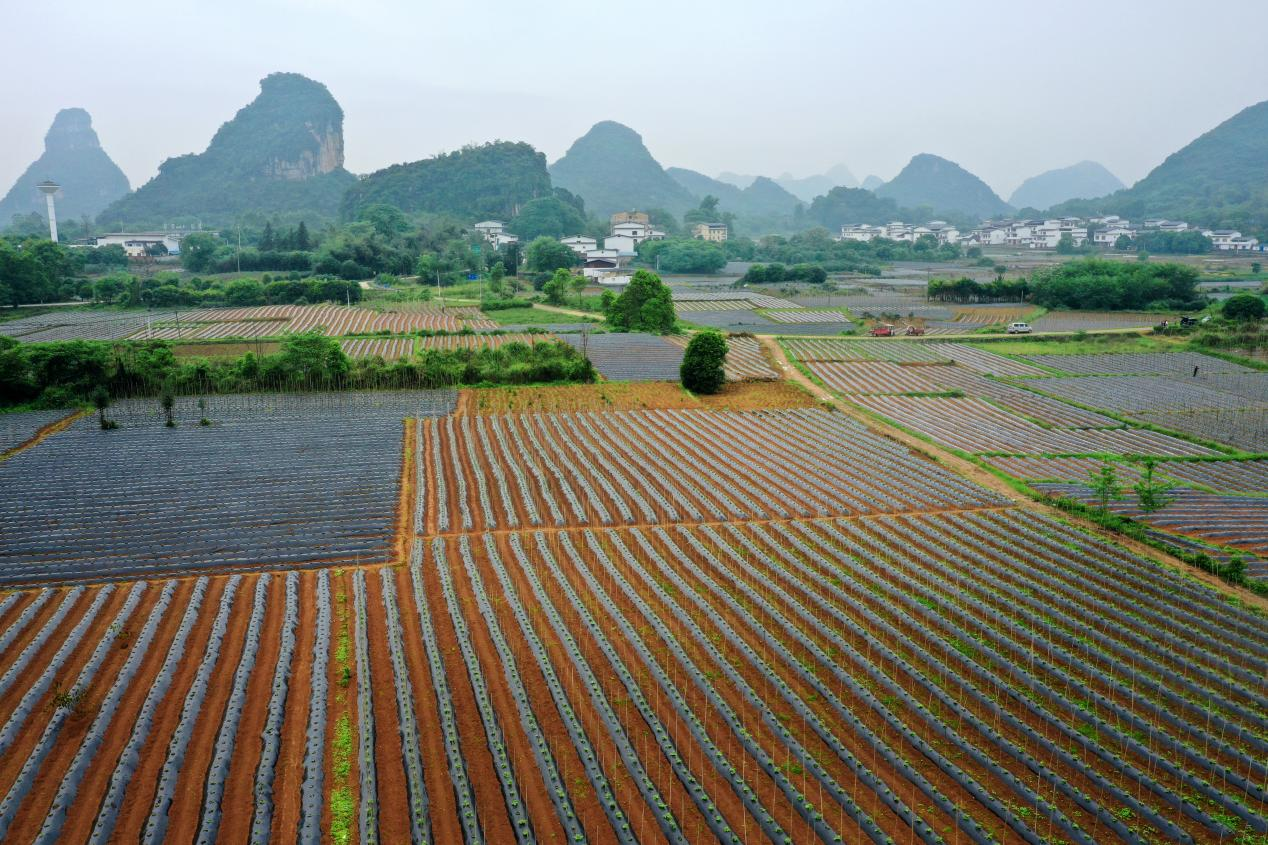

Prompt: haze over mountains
[
  {"left": 0, "top": 108, "right": 129, "bottom": 223},
  {"left": 875, "top": 153, "right": 1013, "bottom": 219},
  {"left": 548, "top": 121, "right": 696, "bottom": 218},
  {"left": 1051, "top": 98, "right": 1268, "bottom": 234},
  {"left": 5, "top": 70, "right": 1268, "bottom": 238},
  {"left": 1008, "top": 161, "right": 1124, "bottom": 211}
]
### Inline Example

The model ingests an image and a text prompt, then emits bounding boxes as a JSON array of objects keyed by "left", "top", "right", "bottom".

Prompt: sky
[{"left": 4, "top": 0, "right": 1268, "bottom": 202}]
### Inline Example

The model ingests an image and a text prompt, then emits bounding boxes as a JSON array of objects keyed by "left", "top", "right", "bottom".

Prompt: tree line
[{"left": 0, "top": 332, "right": 595, "bottom": 408}]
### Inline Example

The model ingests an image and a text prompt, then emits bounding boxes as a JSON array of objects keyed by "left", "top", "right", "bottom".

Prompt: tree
[
  {"left": 1252, "top": 262, "right": 1261, "bottom": 275},
  {"left": 295, "top": 221, "right": 311, "bottom": 251},
  {"left": 570, "top": 273, "right": 587, "bottom": 307},
  {"left": 160, "top": 388, "right": 176, "bottom": 427},
  {"left": 1222, "top": 293, "right": 1266, "bottom": 321},
  {"left": 680, "top": 331, "right": 728, "bottom": 394},
  {"left": 91, "top": 386, "right": 114, "bottom": 430},
  {"left": 1088, "top": 462, "right": 1124, "bottom": 514},
  {"left": 1114, "top": 234, "right": 1134, "bottom": 251},
  {"left": 486, "top": 261, "right": 506, "bottom": 299},
  {"left": 1132, "top": 459, "right": 1172, "bottom": 514},
  {"left": 1055, "top": 234, "right": 1077, "bottom": 255},
  {"left": 92, "top": 274, "right": 128, "bottom": 304},
  {"left": 525, "top": 237, "right": 579, "bottom": 273},
  {"left": 180, "top": 232, "right": 221, "bottom": 272},
  {"left": 508, "top": 196, "right": 587, "bottom": 240},
  {"left": 259, "top": 221, "right": 277, "bottom": 251},
  {"left": 605, "top": 269, "right": 675, "bottom": 334},
  {"left": 543, "top": 268, "right": 571, "bottom": 305}
]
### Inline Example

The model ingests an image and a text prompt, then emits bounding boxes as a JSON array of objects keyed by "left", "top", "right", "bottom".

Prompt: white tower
[{"left": 36, "top": 180, "right": 60, "bottom": 242}]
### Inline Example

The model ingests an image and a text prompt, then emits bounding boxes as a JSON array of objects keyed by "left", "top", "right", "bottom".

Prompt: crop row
[
  {"left": 423, "top": 408, "right": 1004, "bottom": 532},
  {"left": 0, "top": 509, "right": 1263, "bottom": 841},
  {"left": 852, "top": 395, "right": 1214, "bottom": 456}
]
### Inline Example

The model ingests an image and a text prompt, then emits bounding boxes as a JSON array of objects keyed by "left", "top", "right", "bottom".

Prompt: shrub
[{"left": 1222, "top": 293, "right": 1266, "bottom": 321}]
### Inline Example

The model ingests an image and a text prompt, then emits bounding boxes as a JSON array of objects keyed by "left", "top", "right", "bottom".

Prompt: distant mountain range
[
  {"left": 0, "top": 108, "right": 130, "bottom": 224},
  {"left": 98, "top": 73, "right": 356, "bottom": 228},
  {"left": 665, "top": 168, "right": 800, "bottom": 222},
  {"left": 875, "top": 153, "right": 1013, "bottom": 219},
  {"left": 1008, "top": 161, "right": 1124, "bottom": 210},
  {"left": 6, "top": 77, "right": 1265, "bottom": 239},
  {"left": 716, "top": 165, "right": 857, "bottom": 202}
]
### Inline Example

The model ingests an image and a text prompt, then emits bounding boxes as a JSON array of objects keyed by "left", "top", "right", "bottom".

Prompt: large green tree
[
  {"left": 680, "top": 331, "right": 727, "bottom": 393},
  {"left": 605, "top": 269, "right": 675, "bottom": 334},
  {"left": 525, "top": 237, "right": 579, "bottom": 273},
  {"left": 509, "top": 196, "right": 587, "bottom": 240}
]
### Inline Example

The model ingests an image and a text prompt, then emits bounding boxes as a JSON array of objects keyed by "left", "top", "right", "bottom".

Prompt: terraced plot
[
  {"left": 1158, "top": 458, "right": 1268, "bottom": 492},
  {"left": 419, "top": 332, "right": 557, "bottom": 351},
  {"left": 810, "top": 361, "right": 952, "bottom": 394},
  {"left": 339, "top": 337, "right": 415, "bottom": 359},
  {"left": 0, "top": 391, "right": 456, "bottom": 584},
  {"left": 1030, "top": 311, "right": 1175, "bottom": 332},
  {"left": 852, "top": 395, "right": 1214, "bottom": 456},
  {"left": 1027, "top": 374, "right": 1267, "bottom": 414},
  {"left": 422, "top": 408, "right": 1003, "bottom": 532},
  {"left": 762, "top": 309, "right": 853, "bottom": 324},
  {"left": 0, "top": 309, "right": 177, "bottom": 343},
  {"left": 1036, "top": 483, "right": 1268, "bottom": 558},
  {"left": 1021, "top": 351, "right": 1253, "bottom": 376},
  {"left": 558, "top": 332, "right": 685, "bottom": 381}
]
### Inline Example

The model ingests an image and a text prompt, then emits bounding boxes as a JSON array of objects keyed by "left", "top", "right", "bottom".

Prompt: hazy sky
[{"left": 4, "top": 0, "right": 1267, "bottom": 200}]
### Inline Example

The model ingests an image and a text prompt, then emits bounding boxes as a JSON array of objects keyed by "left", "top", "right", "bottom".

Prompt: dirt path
[
  {"left": 756, "top": 334, "right": 1268, "bottom": 613},
  {"left": 530, "top": 302, "right": 603, "bottom": 321}
]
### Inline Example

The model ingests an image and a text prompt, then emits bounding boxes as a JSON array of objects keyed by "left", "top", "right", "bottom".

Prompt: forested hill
[
  {"left": 0, "top": 108, "right": 130, "bottom": 224},
  {"left": 549, "top": 121, "right": 696, "bottom": 218},
  {"left": 97, "top": 72, "right": 355, "bottom": 228},
  {"left": 876, "top": 153, "right": 1012, "bottom": 219},
  {"left": 1053, "top": 98, "right": 1268, "bottom": 236},
  {"left": 341, "top": 142, "right": 551, "bottom": 221},
  {"left": 1008, "top": 161, "right": 1124, "bottom": 210}
]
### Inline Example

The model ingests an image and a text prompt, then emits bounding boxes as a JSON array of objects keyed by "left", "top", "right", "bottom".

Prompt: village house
[
  {"left": 561, "top": 235, "right": 597, "bottom": 256},
  {"left": 692, "top": 222, "right": 728, "bottom": 242},
  {"left": 92, "top": 232, "right": 187, "bottom": 256},
  {"left": 473, "top": 220, "right": 506, "bottom": 244}
]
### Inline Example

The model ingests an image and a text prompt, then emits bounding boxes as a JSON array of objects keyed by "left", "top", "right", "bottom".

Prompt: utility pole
[{"left": 236, "top": 223, "right": 242, "bottom": 274}]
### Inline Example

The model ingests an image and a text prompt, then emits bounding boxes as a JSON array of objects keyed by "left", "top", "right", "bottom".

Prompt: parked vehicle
[
  {"left": 904, "top": 325, "right": 925, "bottom": 336},
  {"left": 868, "top": 324, "right": 896, "bottom": 337},
  {"left": 1006, "top": 322, "right": 1032, "bottom": 334}
]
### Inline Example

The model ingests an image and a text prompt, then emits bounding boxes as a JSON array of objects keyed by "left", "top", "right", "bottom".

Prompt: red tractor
[
  {"left": 868, "top": 324, "right": 896, "bottom": 337},
  {"left": 904, "top": 325, "right": 926, "bottom": 336}
]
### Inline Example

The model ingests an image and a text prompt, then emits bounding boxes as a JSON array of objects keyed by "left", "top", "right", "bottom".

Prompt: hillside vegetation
[
  {"left": 97, "top": 73, "right": 356, "bottom": 228},
  {"left": 342, "top": 141, "right": 552, "bottom": 222}
]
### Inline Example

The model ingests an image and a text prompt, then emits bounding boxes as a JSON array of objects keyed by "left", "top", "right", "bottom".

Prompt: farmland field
[
  {"left": 0, "top": 304, "right": 497, "bottom": 343},
  {"left": 0, "top": 392, "right": 456, "bottom": 583},
  {"left": 0, "top": 410, "right": 77, "bottom": 455},
  {"left": 0, "top": 504, "right": 1262, "bottom": 843},
  {"left": 557, "top": 332, "right": 685, "bottom": 381},
  {"left": 1, "top": 342, "right": 1266, "bottom": 844},
  {"left": 418, "top": 332, "right": 556, "bottom": 351}
]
